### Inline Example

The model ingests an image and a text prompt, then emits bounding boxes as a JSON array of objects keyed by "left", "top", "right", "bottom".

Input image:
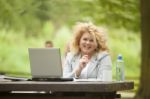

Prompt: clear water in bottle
[{"left": 116, "top": 54, "right": 125, "bottom": 81}]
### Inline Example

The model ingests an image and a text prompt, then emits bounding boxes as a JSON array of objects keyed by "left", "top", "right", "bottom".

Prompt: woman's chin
[{"left": 82, "top": 52, "right": 90, "bottom": 55}]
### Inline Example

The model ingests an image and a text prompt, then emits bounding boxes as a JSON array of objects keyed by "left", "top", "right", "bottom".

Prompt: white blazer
[{"left": 63, "top": 51, "right": 112, "bottom": 81}]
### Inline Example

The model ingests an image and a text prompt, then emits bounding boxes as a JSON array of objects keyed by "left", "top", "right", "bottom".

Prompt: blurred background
[{"left": 0, "top": 0, "right": 140, "bottom": 98}]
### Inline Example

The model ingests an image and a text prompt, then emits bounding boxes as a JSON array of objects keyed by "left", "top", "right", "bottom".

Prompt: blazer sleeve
[{"left": 63, "top": 53, "right": 76, "bottom": 78}]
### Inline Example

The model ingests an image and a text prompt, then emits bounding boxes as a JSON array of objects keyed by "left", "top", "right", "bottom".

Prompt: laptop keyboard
[{"left": 30, "top": 77, "right": 73, "bottom": 82}]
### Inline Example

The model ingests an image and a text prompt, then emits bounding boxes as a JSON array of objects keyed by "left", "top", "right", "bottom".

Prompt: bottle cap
[{"left": 117, "top": 54, "right": 123, "bottom": 60}]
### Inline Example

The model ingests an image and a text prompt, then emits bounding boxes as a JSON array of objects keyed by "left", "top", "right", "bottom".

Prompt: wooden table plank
[{"left": 0, "top": 81, "right": 134, "bottom": 92}]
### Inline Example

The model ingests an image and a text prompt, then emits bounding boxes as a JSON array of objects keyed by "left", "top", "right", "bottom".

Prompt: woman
[{"left": 63, "top": 22, "right": 112, "bottom": 81}]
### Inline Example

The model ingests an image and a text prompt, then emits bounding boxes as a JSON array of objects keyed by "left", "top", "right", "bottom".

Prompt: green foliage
[
  {"left": 0, "top": 30, "right": 30, "bottom": 76},
  {"left": 53, "top": 25, "right": 72, "bottom": 55},
  {"left": 0, "top": 0, "right": 140, "bottom": 35},
  {"left": 0, "top": 25, "right": 140, "bottom": 78},
  {"left": 0, "top": 0, "right": 51, "bottom": 33},
  {"left": 0, "top": 0, "right": 140, "bottom": 79},
  {"left": 108, "top": 28, "right": 141, "bottom": 78}
]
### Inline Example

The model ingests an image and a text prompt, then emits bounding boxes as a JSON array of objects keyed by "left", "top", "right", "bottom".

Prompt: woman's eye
[
  {"left": 90, "top": 39, "right": 93, "bottom": 42},
  {"left": 83, "top": 38, "right": 87, "bottom": 41}
]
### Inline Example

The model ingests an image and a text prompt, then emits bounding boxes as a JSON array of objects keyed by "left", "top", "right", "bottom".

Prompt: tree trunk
[{"left": 135, "top": 0, "right": 150, "bottom": 99}]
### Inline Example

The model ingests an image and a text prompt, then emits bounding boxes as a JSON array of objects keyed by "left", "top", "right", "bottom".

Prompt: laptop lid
[{"left": 28, "top": 48, "right": 63, "bottom": 79}]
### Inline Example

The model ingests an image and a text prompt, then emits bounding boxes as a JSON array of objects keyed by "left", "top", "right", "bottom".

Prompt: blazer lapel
[
  {"left": 87, "top": 54, "right": 98, "bottom": 77},
  {"left": 87, "top": 52, "right": 107, "bottom": 77}
]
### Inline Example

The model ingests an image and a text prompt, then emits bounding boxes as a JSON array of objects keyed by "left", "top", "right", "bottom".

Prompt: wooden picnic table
[{"left": 0, "top": 80, "right": 134, "bottom": 99}]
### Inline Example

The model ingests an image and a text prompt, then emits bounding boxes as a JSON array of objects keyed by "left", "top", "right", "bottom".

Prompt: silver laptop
[{"left": 28, "top": 48, "right": 73, "bottom": 81}]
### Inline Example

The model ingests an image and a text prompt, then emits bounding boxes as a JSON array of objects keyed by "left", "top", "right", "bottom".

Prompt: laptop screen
[{"left": 28, "top": 48, "right": 63, "bottom": 78}]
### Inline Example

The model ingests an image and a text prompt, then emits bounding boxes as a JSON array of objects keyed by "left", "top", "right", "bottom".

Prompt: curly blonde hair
[{"left": 70, "top": 22, "right": 108, "bottom": 54}]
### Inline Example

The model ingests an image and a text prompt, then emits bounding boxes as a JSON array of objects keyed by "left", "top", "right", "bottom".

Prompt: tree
[
  {"left": 134, "top": 0, "right": 150, "bottom": 99},
  {"left": 0, "top": 0, "right": 140, "bottom": 36},
  {"left": 0, "top": 0, "right": 51, "bottom": 33},
  {"left": 78, "top": 0, "right": 140, "bottom": 31}
]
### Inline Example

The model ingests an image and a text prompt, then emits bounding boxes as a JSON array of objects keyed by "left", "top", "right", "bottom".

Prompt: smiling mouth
[{"left": 83, "top": 45, "right": 91, "bottom": 49}]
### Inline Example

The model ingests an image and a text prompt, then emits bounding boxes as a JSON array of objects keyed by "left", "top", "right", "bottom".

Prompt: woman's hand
[
  {"left": 74, "top": 55, "right": 89, "bottom": 78},
  {"left": 79, "top": 55, "right": 89, "bottom": 69}
]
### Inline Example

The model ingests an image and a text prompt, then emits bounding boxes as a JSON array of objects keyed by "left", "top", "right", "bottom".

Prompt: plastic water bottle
[{"left": 116, "top": 54, "right": 125, "bottom": 81}]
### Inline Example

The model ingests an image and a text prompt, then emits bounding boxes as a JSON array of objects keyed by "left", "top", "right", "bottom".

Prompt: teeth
[{"left": 83, "top": 45, "right": 91, "bottom": 49}]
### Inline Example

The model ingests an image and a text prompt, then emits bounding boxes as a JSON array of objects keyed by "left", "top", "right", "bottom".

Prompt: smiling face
[{"left": 79, "top": 32, "right": 97, "bottom": 56}]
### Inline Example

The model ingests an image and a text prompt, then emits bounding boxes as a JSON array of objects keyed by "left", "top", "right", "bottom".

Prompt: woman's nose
[{"left": 86, "top": 40, "right": 90, "bottom": 44}]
